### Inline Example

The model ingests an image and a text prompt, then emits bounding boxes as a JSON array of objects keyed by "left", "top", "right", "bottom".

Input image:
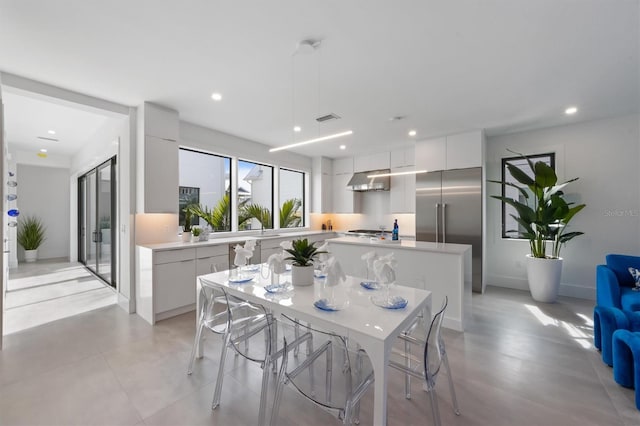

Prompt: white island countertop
[
  {"left": 328, "top": 236, "right": 471, "bottom": 255},
  {"left": 139, "top": 230, "right": 335, "bottom": 251}
]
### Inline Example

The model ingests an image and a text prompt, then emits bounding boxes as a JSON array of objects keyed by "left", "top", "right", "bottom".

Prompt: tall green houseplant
[
  {"left": 490, "top": 151, "right": 585, "bottom": 258},
  {"left": 17, "top": 215, "right": 46, "bottom": 251}
]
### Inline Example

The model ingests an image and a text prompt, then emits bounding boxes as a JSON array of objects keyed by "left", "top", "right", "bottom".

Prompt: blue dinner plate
[
  {"left": 371, "top": 295, "right": 408, "bottom": 309},
  {"left": 228, "top": 275, "right": 254, "bottom": 284},
  {"left": 360, "top": 281, "right": 380, "bottom": 290},
  {"left": 314, "top": 299, "right": 341, "bottom": 311},
  {"left": 265, "top": 283, "right": 292, "bottom": 293}
]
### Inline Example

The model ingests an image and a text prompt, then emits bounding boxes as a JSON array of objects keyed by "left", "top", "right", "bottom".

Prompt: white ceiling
[
  {"left": 0, "top": 1, "right": 638, "bottom": 158},
  {"left": 2, "top": 91, "right": 112, "bottom": 156}
]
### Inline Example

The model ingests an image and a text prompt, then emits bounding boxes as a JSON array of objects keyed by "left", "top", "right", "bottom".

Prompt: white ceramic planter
[
  {"left": 526, "top": 255, "right": 563, "bottom": 303},
  {"left": 292, "top": 264, "right": 314, "bottom": 287},
  {"left": 181, "top": 231, "right": 191, "bottom": 242},
  {"left": 24, "top": 249, "right": 38, "bottom": 263}
]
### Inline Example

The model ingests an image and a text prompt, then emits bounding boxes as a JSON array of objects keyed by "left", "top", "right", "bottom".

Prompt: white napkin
[
  {"left": 233, "top": 243, "right": 254, "bottom": 267},
  {"left": 267, "top": 252, "right": 288, "bottom": 274},
  {"left": 324, "top": 256, "right": 346, "bottom": 287},
  {"left": 361, "top": 250, "right": 378, "bottom": 272},
  {"left": 244, "top": 239, "right": 257, "bottom": 252},
  {"left": 279, "top": 240, "right": 293, "bottom": 251},
  {"left": 316, "top": 241, "right": 330, "bottom": 262},
  {"left": 373, "top": 252, "right": 397, "bottom": 284}
]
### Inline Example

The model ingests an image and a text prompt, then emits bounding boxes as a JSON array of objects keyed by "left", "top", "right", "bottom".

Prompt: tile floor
[
  {"left": 0, "top": 286, "right": 639, "bottom": 426},
  {"left": 4, "top": 259, "right": 117, "bottom": 335}
]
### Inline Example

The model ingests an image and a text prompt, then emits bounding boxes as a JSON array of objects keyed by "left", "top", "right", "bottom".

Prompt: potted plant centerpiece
[
  {"left": 284, "top": 238, "right": 328, "bottom": 286},
  {"left": 190, "top": 226, "right": 202, "bottom": 243},
  {"left": 17, "top": 215, "right": 46, "bottom": 263},
  {"left": 491, "top": 151, "right": 585, "bottom": 302}
]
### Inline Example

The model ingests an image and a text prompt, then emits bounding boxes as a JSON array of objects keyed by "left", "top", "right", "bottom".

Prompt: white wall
[
  {"left": 16, "top": 164, "right": 70, "bottom": 261},
  {"left": 486, "top": 114, "right": 640, "bottom": 299}
]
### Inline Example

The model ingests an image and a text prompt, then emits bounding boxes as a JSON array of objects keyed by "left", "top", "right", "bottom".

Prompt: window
[
  {"left": 238, "top": 160, "right": 273, "bottom": 231},
  {"left": 179, "top": 148, "right": 231, "bottom": 232},
  {"left": 501, "top": 152, "right": 555, "bottom": 239},
  {"left": 279, "top": 168, "right": 304, "bottom": 228}
]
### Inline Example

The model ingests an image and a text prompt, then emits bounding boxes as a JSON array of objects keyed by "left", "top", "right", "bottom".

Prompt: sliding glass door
[{"left": 78, "top": 157, "right": 116, "bottom": 287}]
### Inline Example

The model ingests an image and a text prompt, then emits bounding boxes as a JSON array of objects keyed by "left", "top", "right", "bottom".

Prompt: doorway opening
[{"left": 78, "top": 157, "right": 117, "bottom": 287}]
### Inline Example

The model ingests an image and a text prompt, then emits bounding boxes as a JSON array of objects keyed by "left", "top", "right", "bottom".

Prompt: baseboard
[
  {"left": 117, "top": 293, "right": 135, "bottom": 313},
  {"left": 487, "top": 274, "right": 595, "bottom": 301},
  {"left": 559, "top": 283, "right": 595, "bottom": 301},
  {"left": 443, "top": 316, "right": 463, "bottom": 332},
  {"left": 155, "top": 303, "right": 196, "bottom": 322}
]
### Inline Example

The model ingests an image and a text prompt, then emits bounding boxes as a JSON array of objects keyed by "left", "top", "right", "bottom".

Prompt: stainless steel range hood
[{"left": 347, "top": 169, "right": 391, "bottom": 191}]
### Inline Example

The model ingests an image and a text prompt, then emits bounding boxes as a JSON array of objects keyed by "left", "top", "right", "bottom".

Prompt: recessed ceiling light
[
  {"left": 565, "top": 106, "right": 578, "bottom": 115},
  {"left": 211, "top": 92, "right": 222, "bottom": 101},
  {"left": 47, "top": 130, "right": 56, "bottom": 135},
  {"left": 339, "top": 145, "right": 346, "bottom": 150},
  {"left": 293, "top": 126, "right": 301, "bottom": 132},
  {"left": 39, "top": 148, "right": 47, "bottom": 153},
  {"left": 408, "top": 130, "right": 417, "bottom": 137}
]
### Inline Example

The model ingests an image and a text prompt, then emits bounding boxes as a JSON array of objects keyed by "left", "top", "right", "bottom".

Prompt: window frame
[
  {"left": 178, "top": 147, "right": 233, "bottom": 233},
  {"left": 500, "top": 152, "right": 555, "bottom": 239},
  {"left": 278, "top": 167, "right": 306, "bottom": 228},
  {"left": 237, "top": 159, "right": 275, "bottom": 231}
]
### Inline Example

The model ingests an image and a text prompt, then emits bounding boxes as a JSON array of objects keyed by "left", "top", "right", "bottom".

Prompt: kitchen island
[{"left": 326, "top": 236, "right": 471, "bottom": 331}]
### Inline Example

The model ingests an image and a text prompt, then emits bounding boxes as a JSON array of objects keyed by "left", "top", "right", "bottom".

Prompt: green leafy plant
[
  {"left": 490, "top": 150, "right": 585, "bottom": 258},
  {"left": 279, "top": 198, "right": 302, "bottom": 228},
  {"left": 243, "top": 203, "right": 272, "bottom": 231},
  {"left": 17, "top": 215, "right": 46, "bottom": 251},
  {"left": 284, "top": 238, "right": 327, "bottom": 267},
  {"left": 191, "top": 227, "right": 202, "bottom": 237}
]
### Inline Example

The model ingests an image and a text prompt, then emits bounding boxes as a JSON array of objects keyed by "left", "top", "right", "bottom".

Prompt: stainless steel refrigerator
[{"left": 416, "top": 167, "right": 483, "bottom": 292}]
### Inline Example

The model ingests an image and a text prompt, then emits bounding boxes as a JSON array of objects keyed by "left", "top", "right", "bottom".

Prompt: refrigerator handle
[
  {"left": 435, "top": 203, "right": 440, "bottom": 243},
  {"left": 442, "top": 203, "right": 447, "bottom": 243}
]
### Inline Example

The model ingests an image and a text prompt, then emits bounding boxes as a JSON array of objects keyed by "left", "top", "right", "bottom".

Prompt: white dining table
[{"left": 195, "top": 268, "right": 431, "bottom": 426}]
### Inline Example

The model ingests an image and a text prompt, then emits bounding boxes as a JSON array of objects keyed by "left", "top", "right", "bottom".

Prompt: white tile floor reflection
[
  {"left": 4, "top": 259, "right": 116, "bottom": 335},
  {"left": 0, "top": 285, "right": 639, "bottom": 425}
]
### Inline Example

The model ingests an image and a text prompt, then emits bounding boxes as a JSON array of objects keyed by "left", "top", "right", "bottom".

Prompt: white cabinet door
[
  {"left": 415, "top": 137, "right": 446, "bottom": 171},
  {"left": 333, "top": 157, "right": 354, "bottom": 175},
  {"left": 155, "top": 259, "right": 196, "bottom": 313},
  {"left": 311, "top": 157, "right": 333, "bottom": 213},
  {"left": 354, "top": 152, "right": 390, "bottom": 172},
  {"left": 446, "top": 131, "right": 483, "bottom": 169},
  {"left": 196, "top": 255, "right": 228, "bottom": 276},
  {"left": 390, "top": 147, "right": 415, "bottom": 168},
  {"left": 144, "top": 135, "right": 179, "bottom": 213},
  {"left": 390, "top": 166, "right": 416, "bottom": 213},
  {"left": 332, "top": 173, "right": 361, "bottom": 213}
]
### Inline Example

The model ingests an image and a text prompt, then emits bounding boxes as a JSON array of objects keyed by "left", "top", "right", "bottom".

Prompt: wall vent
[
  {"left": 37, "top": 136, "right": 59, "bottom": 142},
  {"left": 316, "top": 113, "right": 341, "bottom": 123}
]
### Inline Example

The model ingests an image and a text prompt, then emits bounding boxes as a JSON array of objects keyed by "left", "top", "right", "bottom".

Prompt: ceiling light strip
[
  {"left": 367, "top": 169, "right": 428, "bottom": 178},
  {"left": 269, "top": 130, "right": 353, "bottom": 152}
]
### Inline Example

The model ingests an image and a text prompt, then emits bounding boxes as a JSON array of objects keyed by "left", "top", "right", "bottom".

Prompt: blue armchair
[
  {"left": 594, "top": 306, "right": 640, "bottom": 366},
  {"left": 596, "top": 254, "right": 640, "bottom": 311}
]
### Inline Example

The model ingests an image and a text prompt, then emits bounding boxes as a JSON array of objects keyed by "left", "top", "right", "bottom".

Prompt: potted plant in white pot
[
  {"left": 284, "top": 238, "right": 328, "bottom": 287},
  {"left": 491, "top": 152, "right": 585, "bottom": 303},
  {"left": 17, "top": 215, "right": 46, "bottom": 263},
  {"left": 181, "top": 206, "right": 194, "bottom": 242}
]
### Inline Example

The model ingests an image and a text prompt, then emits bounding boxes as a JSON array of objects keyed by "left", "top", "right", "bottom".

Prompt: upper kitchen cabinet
[
  {"left": 332, "top": 157, "right": 361, "bottom": 213},
  {"left": 416, "top": 130, "right": 483, "bottom": 172},
  {"left": 390, "top": 147, "right": 415, "bottom": 168},
  {"left": 137, "top": 102, "right": 179, "bottom": 214},
  {"left": 354, "top": 152, "right": 390, "bottom": 172},
  {"left": 311, "top": 157, "right": 333, "bottom": 214}
]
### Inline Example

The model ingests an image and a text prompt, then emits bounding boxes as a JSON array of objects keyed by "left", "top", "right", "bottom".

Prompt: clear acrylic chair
[
  {"left": 189, "top": 277, "right": 313, "bottom": 426},
  {"left": 389, "top": 296, "right": 461, "bottom": 426},
  {"left": 270, "top": 314, "right": 375, "bottom": 426}
]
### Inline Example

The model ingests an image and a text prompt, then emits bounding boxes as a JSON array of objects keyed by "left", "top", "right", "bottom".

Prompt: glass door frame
[{"left": 78, "top": 156, "right": 117, "bottom": 288}]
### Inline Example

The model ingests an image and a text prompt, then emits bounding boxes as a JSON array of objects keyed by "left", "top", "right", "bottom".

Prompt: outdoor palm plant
[{"left": 279, "top": 198, "right": 302, "bottom": 228}]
